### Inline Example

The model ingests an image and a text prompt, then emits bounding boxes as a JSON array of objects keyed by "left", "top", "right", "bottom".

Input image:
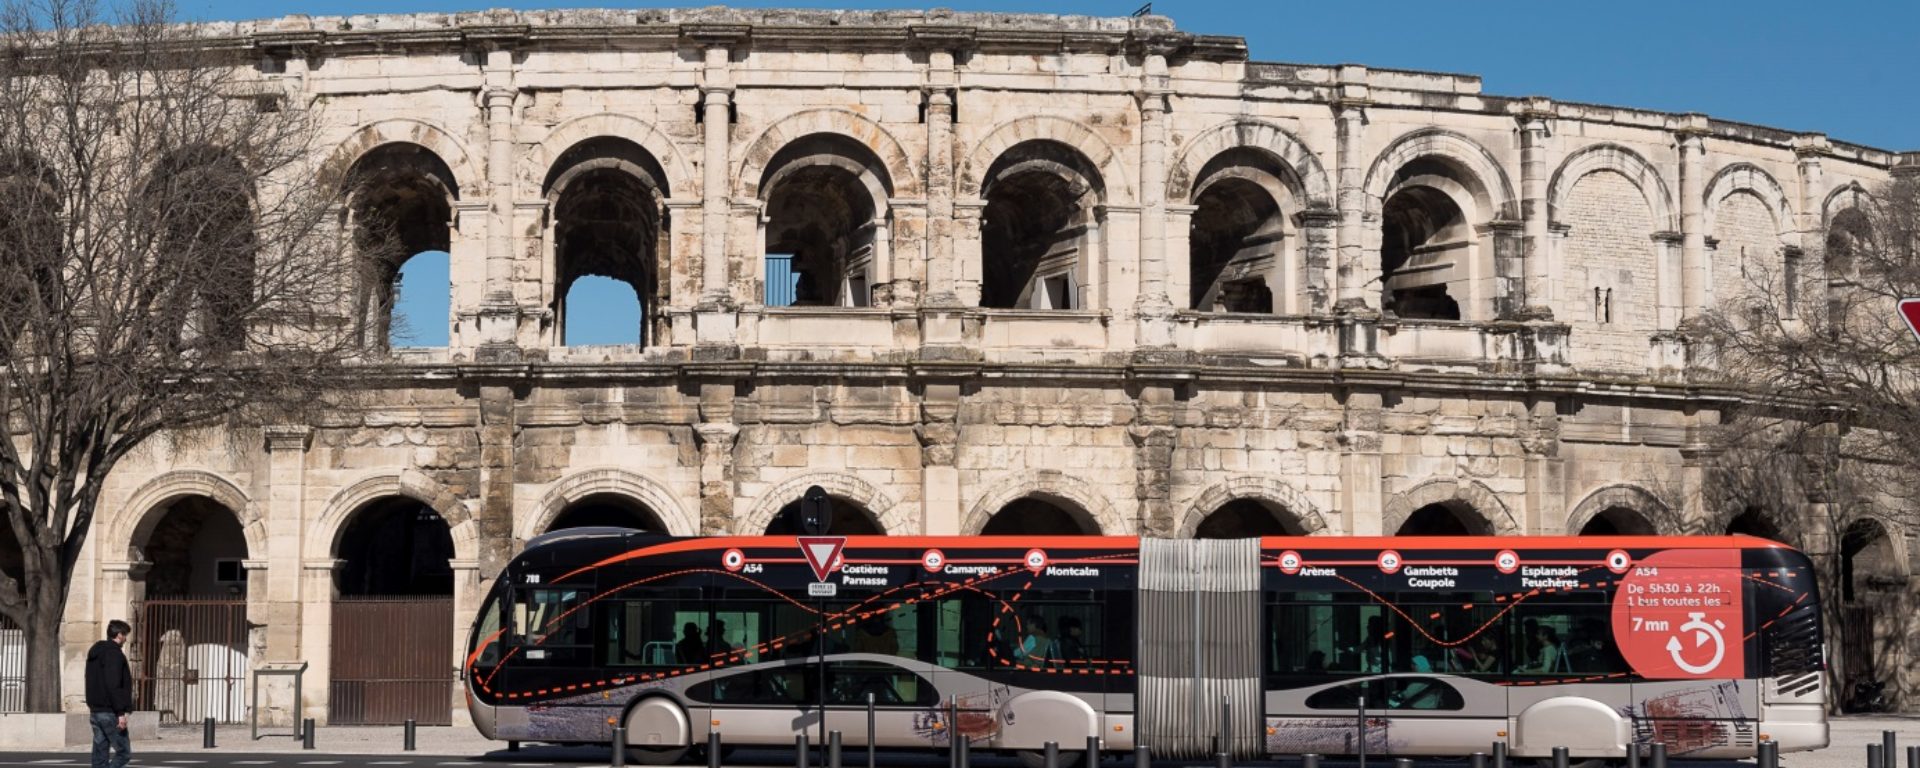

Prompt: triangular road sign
[
  {"left": 797, "top": 536, "right": 846, "bottom": 582},
  {"left": 1900, "top": 299, "right": 1920, "bottom": 343}
]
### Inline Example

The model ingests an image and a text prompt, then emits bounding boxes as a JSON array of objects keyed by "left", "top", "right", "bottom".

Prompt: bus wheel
[
  {"left": 1017, "top": 749, "right": 1088, "bottom": 768},
  {"left": 624, "top": 745, "right": 690, "bottom": 766}
]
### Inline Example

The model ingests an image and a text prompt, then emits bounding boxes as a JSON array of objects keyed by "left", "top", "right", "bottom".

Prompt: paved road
[{"left": 0, "top": 753, "right": 1751, "bottom": 768}]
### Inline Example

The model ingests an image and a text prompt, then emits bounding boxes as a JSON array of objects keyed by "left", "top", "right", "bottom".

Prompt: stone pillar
[
  {"left": 298, "top": 559, "right": 341, "bottom": 724},
  {"left": 1129, "top": 422, "right": 1176, "bottom": 537},
  {"left": 917, "top": 381, "right": 963, "bottom": 535},
  {"left": 1134, "top": 46, "right": 1176, "bottom": 348},
  {"left": 449, "top": 202, "right": 489, "bottom": 350},
  {"left": 911, "top": 27, "right": 968, "bottom": 306},
  {"left": 887, "top": 202, "right": 928, "bottom": 310},
  {"left": 952, "top": 202, "right": 985, "bottom": 310},
  {"left": 1333, "top": 67, "right": 1372, "bottom": 314},
  {"left": 262, "top": 426, "right": 311, "bottom": 666},
  {"left": 1488, "top": 220, "right": 1526, "bottom": 321},
  {"left": 1793, "top": 134, "right": 1829, "bottom": 297},
  {"left": 1165, "top": 204, "right": 1194, "bottom": 313},
  {"left": 698, "top": 46, "right": 734, "bottom": 307},
  {"left": 694, "top": 423, "right": 740, "bottom": 534},
  {"left": 1677, "top": 117, "right": 1710, "bottom": 319},
  {"left": 665, "top": 199, "right": 704, "bottom": 345},
  {"left": 1522, "top": 398, "right": 1564, "bottom": 534},
  {"left": 1517, "top": 101, "right": 1554, "bottom": 319},
  {"left": 1340, "top": 391, "right": 1384, "bottom": 535},
  {"left": 1297, "top": 209, "right": 1339, "bottom": 315},
  {"left": 870, "top": 217, "right": 894, "bottom": 307},
  {"left": 448, "top": 559, "right": 480, "bottom": 727},
  {"left": 476, "top": 44, "right": 521, "bottom": 355},
  {"left": 477, "top": 386, "right": 517, "bottom": 574}
]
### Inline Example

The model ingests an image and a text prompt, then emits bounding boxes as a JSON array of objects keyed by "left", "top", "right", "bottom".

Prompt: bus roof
[{"left": 521, "top": 531, "right": 1801, "bottom": 555}]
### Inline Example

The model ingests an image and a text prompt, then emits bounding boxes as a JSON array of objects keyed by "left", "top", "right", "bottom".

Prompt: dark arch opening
[
  {"left": 1724, "top": 507, "right": 1782, "bottom": 541},
  {"left": 1380, "top": 159, "right": 1473, "bottom": 320},
  {"left": 761, "top": 134, "right": 890, "bottom": 308},
  {"left": 148, "top": 147, "right": 256, "bottom": 353},
  {"left": 0, "top": 154, "right": 62, "bottom": 354},
  {"left": 547, "top": 493, "right": 666, "bottom": 534},
  {"left": 345, "top": 143, "right": 456, "bottom": 350},
  {"left": 335, "top": 497, "right": 454, "bottom": 597},
  {"left": 135, "top": 496, "right": 249, "bottom": 598},
  {"left": 1578, "top": 505, "right": 1657, "bottom": 536},
  {"left": 1396, "top": 502, "right": 1488, "bottom": 536},
  {"left": 981, "top": 497, "right": 1099, "bottom": 536},
  {"left": 0, "top": 515, "right": 23, "bottom": 587},
  {"left": 1841, "top": 518, "right": 1899, "bottom": 603},
  {"left": 980, "top": 140, "right": 1103, "bottom": 310},
  {"left": 1195, "top": 498, "right": 1302, "bottom": 538},
  {"left": 1826, "top": 207, "right": 1871, "bottom": 281},
  {"left": 1190, "top": 148, "right": 1291, "bottom": 313},
  {"left": 546, "top": 137, "right": 666, "bottom": 346},
  {"left": 765, "top": 495, "right": 885, "bottom": 536}
]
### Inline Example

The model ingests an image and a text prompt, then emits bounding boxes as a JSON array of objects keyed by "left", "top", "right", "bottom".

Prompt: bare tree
[{"left": 0, "top": 0, "right": 362, "bottom": 712}]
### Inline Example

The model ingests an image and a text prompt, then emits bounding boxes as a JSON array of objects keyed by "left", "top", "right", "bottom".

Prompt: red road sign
[
  {"left": 798, "top": 536, "right": 846, "bottom": 582},
  {"left": 1901, "top": 299, "right": 1920, "bottom": 342}
]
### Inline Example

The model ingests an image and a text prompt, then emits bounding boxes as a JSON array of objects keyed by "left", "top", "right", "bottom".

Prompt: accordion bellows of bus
[{"left": 464, "top": 531, "right": 1827, "bottom": 765}]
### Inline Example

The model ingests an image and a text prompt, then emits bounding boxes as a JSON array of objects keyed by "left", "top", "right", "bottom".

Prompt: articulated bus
[{"left": 465, "top": 531, "right": 1826, "bottom": 764}]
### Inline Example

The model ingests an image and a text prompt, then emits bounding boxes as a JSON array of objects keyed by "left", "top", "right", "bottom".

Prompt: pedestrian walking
[{"left": 86, "top": 619, "right": 134, "bottom": 768}]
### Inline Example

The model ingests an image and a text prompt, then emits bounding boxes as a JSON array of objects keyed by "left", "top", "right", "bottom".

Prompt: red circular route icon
[
  {"left": 1024, "top": 548, "right": 1049, "bottom": 572},
  {"left": 922, "top": 549, "right": 947, "bottom": 573},
  {"left": 1376, "top": 550, "right": 1402, "bottom": 574},
  {"left": 1277, "top": 550, "right": 1304, "bottom": 575},
  {"left": 722, "top": 548, "right": 746, "bottom": 572},
  {"left": 1606, "top": 549, "right": 1632, "bottom": 574},
  {"left": 1495, "top": 549, "right": 1521, "bottom": 574}
]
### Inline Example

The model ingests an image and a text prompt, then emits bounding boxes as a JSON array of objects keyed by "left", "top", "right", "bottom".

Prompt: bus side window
[
  {"left": 1508, "top": 592, "right": 1622, "bottom": 677},
  {"left": 1396, "top": 592, "right": 1499, "bottom": 677},
  {"left": 596, "top": 590, "right": 708, "bottom": 668}
]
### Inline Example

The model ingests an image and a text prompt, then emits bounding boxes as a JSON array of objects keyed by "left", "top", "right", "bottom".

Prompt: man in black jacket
[{"left": 85, "top": 620, "right": 134, "bottom": 768}]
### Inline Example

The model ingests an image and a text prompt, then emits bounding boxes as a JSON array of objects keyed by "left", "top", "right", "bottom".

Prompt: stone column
[
  {"left": 448, "top": 559, "right": 480, "bottom": 727},
  {"left": 1297, "top": 209, "right": 1339, "bottom": 315},
  {"left": 1488, "top": 220, "right": 1526, "bottom": 321},
  {"left": 1517, "top": 101, "right": 1554, "bottom": 319},
  {"left": 665, "top": 199, "right": 704, "bottom": 345},
  {"left": 299, "top": 559, "right": 341, "bottom": 724},
  {"left": 870, "top": 217, "right": 893, "bottom": 307},
  {"left": 1522, "top": 398, "right": 1564, "bottom": 534},
  {"left": 951, "top": 202, "right": 985, "bottom": 310},
  {"left": 694, "top": 423, "right": 740, "bottom": 534},
  {"left": 917, "top": 381, "right": 963, "bottom": 535},
  {"left": 1677, "top": 117, "right": 1710, "bottom": 318},
  {"left": 1340, "top": 391, "right": 1384, "bottom": 535},
  {"left": 910, "top": 26, "right": 968, "bottom": 306},
  {"left": 1165, "top": 204, "right": 1194, "bottom": 313},
  {"left": 476, "top": 44, "right": 521, "bottom": 355},
  {"left": 698, "top": 45, "right": 734, "bottom": 307},
  {"left": 1333, "top": 67, "right": 1372, "bottom": 314},
  {"left": 1793, "top": 134, "right": 1829, "bottom": 297},
  {"left": 262, "top": 426, "right": 311, "bottom": 665},
  {"left": 477, "top": 386, "right": 517, "bottom": 574},
  {"left": 1134, "top": 45, "right": 1176, "bottom": 348},
  {"left": 1129, "top": 422, "right": 1176, "bottom": 537}
]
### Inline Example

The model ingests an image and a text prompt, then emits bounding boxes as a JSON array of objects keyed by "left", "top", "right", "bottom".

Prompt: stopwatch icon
[{"left": 1665, "top": 611, "right": 1727, "bottom": 675}]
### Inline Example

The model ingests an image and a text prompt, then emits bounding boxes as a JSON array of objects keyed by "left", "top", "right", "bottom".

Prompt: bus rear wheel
[{"left": 624, "top": 745, "right": 690, "bottom": 766}]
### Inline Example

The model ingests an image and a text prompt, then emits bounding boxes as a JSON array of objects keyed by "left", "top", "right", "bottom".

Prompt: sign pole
[{"left": 799, "top": 486, "right": 835, "bottom": 754}]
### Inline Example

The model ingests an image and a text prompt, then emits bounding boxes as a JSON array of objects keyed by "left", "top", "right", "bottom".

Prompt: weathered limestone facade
[{"left": 33, "top": 7, "right": 1917, "bottom": 721}]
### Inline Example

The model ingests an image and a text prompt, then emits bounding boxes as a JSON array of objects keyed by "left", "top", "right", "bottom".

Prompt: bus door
[
  {"left": 692, "top": 588, "right": 814, "bottom": 745},
  {"left": 818, "top": 591, "right": 940, "bottom": 748}
]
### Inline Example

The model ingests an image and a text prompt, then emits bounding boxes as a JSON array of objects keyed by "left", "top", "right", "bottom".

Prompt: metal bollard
[
  {"left": 1890, "top": 732, "right": 1902, "bottom": 766},
  {"left": 1627, "top": 743, "right": 1640, "bottom": 768},
  {"left": 1221, "top": 695, "right": 1232, "bottom": 757},
  {"left": 1087, "top": 736, "right": 1100, "bottom": 767},
  {"left": 1492, "top": 741, "right": 1508, "bottom": 768},
  {"left": 1757, "top": 740, "right": 1777, "bottom": 768},
  {"left": 1216, "top": 749, "right": 1231, "bottom": 768},
  {"left": 1356, "top": 694, "right": 1368, "bottom": 768},
  {"left": 956, "top": 728, "right": 969, "bottom": 768},
  {"left": 1907, "top": 745, "right": 1919, "bottom": 768},
  {"left": 1136, "top": 744, "right": 1152, "bottom": 768},
  {"left": 1871, "top": 743, "right": 1886, "bottom": 768},
  {"left": 1301, "top": 754, "right": 1320, "bottom": 768},
  {"left": 612, "top": 726, "right": 627, "bottom": 768},
  {"left": 1470, "top": 752, "right": 1487, "bottom": 768},
  {"left": 709, "top": 731, "right": 723, "bottom": 768},
  {"left": 948, "top": 697, "right": 961, "bottom": 768},
  {"left": 1395, "top": 760, "right": 1414, "bottom": 768},
  {"left": 508, "top": 741, "right": 520, "bottom": 752},
  {"left": 204, "top": 717, "right": 216, "bottom": 749},
  {"left": 867, "top": 693, "right": 877, "bottom": 768},
  {"left": 1552, "top": 747, "right": 1570, "bottom": 768},
  {"left": 302, "top": 719, "right": 315, "bottom": 751},
  {"left": 1044, "top": 741, "right": 1060, "bottom": 768},
  {"left": 1649, "top": 742, "right": 1667, "bottom": 768},
  {"left": 797, "top": 733, "right": 811, "bottom": 768},
  {"left": 829, "top": 730, "right": 843, "bottom": 768},
  {"left": 404, "top": 719, "right": 417, "bottom": 752}
]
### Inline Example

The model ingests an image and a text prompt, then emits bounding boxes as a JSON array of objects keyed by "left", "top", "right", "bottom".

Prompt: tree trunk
[{"left": 23, "top": 563, "right": 68, "bottom": 713}]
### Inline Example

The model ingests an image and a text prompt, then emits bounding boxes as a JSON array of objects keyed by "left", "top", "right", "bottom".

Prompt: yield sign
[
  {"left": 797, "top": 536, "right": 846, "bottom": 582},
  {"left": 1900, "top": 299, "right": 1920, "bottom": 343}
]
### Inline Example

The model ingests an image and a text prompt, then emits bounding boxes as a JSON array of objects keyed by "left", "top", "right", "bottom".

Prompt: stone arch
[
  {"left": 1177, "top": 475, "right": 1331, "bottom": 537},
  {"left": 1381, "top": 478, "right": 1519, "bottom": 536},
  {"left": 962, "top": 470, "right": 1126, "bottom": 535},
  {"left": 323, "top": 119, "right": 480, "bottom": 198},
  {"left": 309, "top": 470, "right": 476, "bottom": 563},
  {"left": 522, "top": 468, "right": 697, "bottom": 541},
  {"left": 958, "top": 115, "right": 1133, "bottom": 203},
  {"left": 1841, "top": 515, "right": 1908, "bottom": 600},
  {"left": 1566, "top": 484, "right": 1675, "bottom": 535},
  {"left": 116, "top": 470, "right": 262, "bottom": 562},
  {"left": 1547, "top": 143, "right": 1677, "bottom": 232},
  {"left": 741, "top": 472, "right": 907, "bottom": 535},
  {"left": 1703, "top": 162, "right": 1795, "bottom": 245},
  {"left": 1169, "top": 119, "right": 1332, "bottom": 206},
  {"left": 737, "top": 108, "right": 920, "bottom": 199},
  {"left": 1362, "top": 128, "right": 1519, "bottom": 221},
  {"left": 532, "top": 113, "right": 693, "bottom": 199},
  {"left": 1822, "top": 182, "right": 1874, "bottom": 229}
]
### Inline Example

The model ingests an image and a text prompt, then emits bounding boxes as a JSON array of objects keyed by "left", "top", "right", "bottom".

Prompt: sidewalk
[{"left": 56, "top": 724, "right": 594, "bottom": 759}]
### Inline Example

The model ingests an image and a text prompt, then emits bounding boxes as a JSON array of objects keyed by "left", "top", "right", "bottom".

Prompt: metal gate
[
  {"left": 134, "top": 598, "right": 249, "bottom": 725},
  {"left": 0, "top": 611, "right": 25, "bottom": 713},
  {"left": 329, "top": 596, "right": 454, "bottom": 725}
]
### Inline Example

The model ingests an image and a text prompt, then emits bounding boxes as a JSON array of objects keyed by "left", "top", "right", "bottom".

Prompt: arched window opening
[
  {"left": 1724, "top": 507, "right": 1782, "bottom": 541},
  {"left": 1190, "top": 148, "right": 1293, "bottom": 313},
  {"left": 1380, "top": 160, "right": 1474, "bottom": 320},
  {"left": 1396, "top": 502, "right": 1488, "bottom": 536},
  {"left": 760, "top": 134, "right": 891, "bottom": 309},
  {"left": 1195, "top": 498, "right": 1302, "bottom": 538},
  {"left": 0, "top": 156, "right": 60, "bottom": 354},
  {"left": 391, "top": 250, "right": 450, "bottom": 347},
  {"left": 149, "top": 148, "right": 256, "bottom": 353},
  {"left": 765, "top": 496, "right": 885, "bottom": 535},
  {"left": 547, "top": 493, "right": 665, "bottom": 534},
  {"left": 1840, "top": 519, "right": 1899, "bottom": 603},
  {"left": 335, "top": 498, "right": 454, "bottom": 597},
  {"left": 136, "top": 496, "right": 249, "bottom": 598},
  {"left": 1826, "top": 207, "right": 1871, "bottom": 282},
  {"left": 545, "top": 137, "right": 666, "bottom": 346},
  {"left": 981, "top": 497, "right": 1099, "bottom": 536},
  {"left": 344, "top": 143, "right": 456, "bottom": 350},
  {"left": 1577, "top": 506, "right": 1656, "bottom": 536},
  {"left": 980, "top": 141, "right": 1104, "bottom": 310}
]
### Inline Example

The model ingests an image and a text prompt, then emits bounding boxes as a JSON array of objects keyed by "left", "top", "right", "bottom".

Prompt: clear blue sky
[{"left": 331, "top": 0, "right": 1911, "bottom": 347}]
